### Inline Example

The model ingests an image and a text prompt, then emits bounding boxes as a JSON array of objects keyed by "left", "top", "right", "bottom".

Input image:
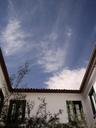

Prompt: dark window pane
[
  {"left": 89, "top": 87, "right": 96, "bottom": 115},
  {"left": 0, "top": 89, "right": 4, "bottom": 115},
  {"left": 7, "top": 100, "right": 26, "bottom": 124},
  {"left": 66, "top": 100, "right": 83, "bottom": 122}
]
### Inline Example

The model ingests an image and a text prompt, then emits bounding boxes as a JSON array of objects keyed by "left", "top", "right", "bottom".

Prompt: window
[
  {"left": 7, "top": 100, "right": 26, "bottom": 124},
  {"left": 66, "top": 101, "right": 83, "bottom": 122},
  {"left": 0, "top": 89, "right": 4, "bottom": 114},
  {"left": 89, "top": 87, "right": 96, "bottom": 115}
]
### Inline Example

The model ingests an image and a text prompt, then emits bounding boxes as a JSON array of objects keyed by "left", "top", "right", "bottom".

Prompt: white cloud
[
  {"left": 38, "top": 47, "right": 66, "bottom": 72},
  {"left": 66, "top": 28, "right": 72, "bottom": 37},
  {"left": 37, "top": 27, "right": 73, "bottom": 73},
  {"left": 45, "top": 68, "right": 85, "bottom": 90},
  {"left": 0, "top": 0, "right": 28, "bottom": 56},
  {"left": 49, "top": 33, "right": 58, "bottom": 41},
  {"left": 1, "top": 18, "right": 30, "bottom": 56}
]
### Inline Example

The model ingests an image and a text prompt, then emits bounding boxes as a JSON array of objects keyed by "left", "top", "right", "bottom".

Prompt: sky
[{"left": 0, "top": 0, "right": 96, "bottom": 90}]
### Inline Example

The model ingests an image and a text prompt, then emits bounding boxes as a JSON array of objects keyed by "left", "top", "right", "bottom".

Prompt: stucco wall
[
  {"left": 82, "top": 95, "right": 94, "bottom": 128},
  {"left": 82, "top": 67, "right": 96, "bottom": 128},
  {"left": 10, "top": 92, "right": 85, "bottom": 124},
  {"left": 83, "top": 67, "right": 96, "bottom": 96},
  {"left": 0, "top": 65, "right": 10, "bottom": 96}
]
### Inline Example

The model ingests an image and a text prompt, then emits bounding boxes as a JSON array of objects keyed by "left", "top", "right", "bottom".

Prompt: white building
[{"left": 0, "top": 48, "right": 96, "bottom": 128}]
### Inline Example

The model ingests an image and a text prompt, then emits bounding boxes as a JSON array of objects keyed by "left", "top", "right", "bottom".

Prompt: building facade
[{"left": 0, "top": 48, "right": 96, "bottom": 127}]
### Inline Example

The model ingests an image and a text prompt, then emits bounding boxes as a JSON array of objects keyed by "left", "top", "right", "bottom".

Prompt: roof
[{"left": 0, "top": 48, "right": 96, "bottom": 93}]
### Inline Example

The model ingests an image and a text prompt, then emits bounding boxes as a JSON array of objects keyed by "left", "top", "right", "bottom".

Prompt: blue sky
[{"left": 0, "top": 0, "right": 96, "bottom": 90}]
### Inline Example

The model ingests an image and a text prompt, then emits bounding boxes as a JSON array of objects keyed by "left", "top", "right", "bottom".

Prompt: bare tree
[
  {"left": 26, "top": 97, "right": 64, "bottom": 128},
  {"left": 10, "top": 61, "right": 30, "bottom": 88},
  {"left": 25, "top": 98, "right": 88, "bottom": 128},
  {"left": 0, "top": 61, "right": 30, "bottom": 127}
]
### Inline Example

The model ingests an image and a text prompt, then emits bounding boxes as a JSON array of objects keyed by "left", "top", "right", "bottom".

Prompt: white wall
[
  {"left": 82, "top": 67, "right": 96, "bottom": 128},
  {"left": 11, "top": 92, "right": 84, "bottom": 124},
  {"left": 82, "top": 95, "right": 94, "bottom": 128},
  {"left": 0, "top": 65, "right": 10, "bottom": 96},
  {"left": 83, "top": 67, "right": 96, "bottom": 96}
]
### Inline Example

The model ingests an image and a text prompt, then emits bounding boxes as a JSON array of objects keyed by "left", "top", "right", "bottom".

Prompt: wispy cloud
[
  {"left": 1, "top": 0, "right": 31, "bottom": 56},
  {"left": 49, "top": 32, "right": 58, "bottom": 41},
  {"left": 1, "top": 18, "right": 29, "bottom": 55},
  {"left": 45, "top": 68, "right": 85, "bottom": 90},
  {"left": 66, "top": 27, "right": 72, "bottom": 37},
  {"left": 38, "top": 47, "right": 66, "bottom": 72},
  {"left": 37, "top": 27, "right": 73, "bottom": 73}
]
